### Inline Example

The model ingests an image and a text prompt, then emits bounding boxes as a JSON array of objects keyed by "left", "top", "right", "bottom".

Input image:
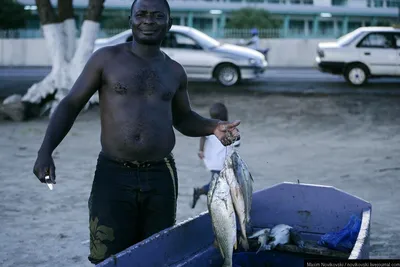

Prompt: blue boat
[{"left": 96, "top": 182, "right": 372, "bottom": 267}]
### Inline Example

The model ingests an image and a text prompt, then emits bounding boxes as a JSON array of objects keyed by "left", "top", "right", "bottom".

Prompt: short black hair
[
  {"left": 130, "top": 0, "right": 171, "bottom": 17},
  {"left": 210, "top": 102, "right": 228, "bottom": 121}
]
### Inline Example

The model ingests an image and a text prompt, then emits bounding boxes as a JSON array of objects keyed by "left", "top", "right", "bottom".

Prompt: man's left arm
[{"left": 171, "top": 67, "right": 219, "bottom": 137}]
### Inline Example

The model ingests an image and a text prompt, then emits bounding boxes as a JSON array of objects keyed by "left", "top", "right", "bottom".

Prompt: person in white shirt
[
  {"left": 191, "top": 103, "right": 240, "bottom": 209},
  {"left": 246, "top": 28, "right": 260, "bottom": 50}
]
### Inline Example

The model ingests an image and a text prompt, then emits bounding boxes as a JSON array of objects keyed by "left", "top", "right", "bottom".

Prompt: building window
[
  {"left": 331, "top": 0, "right": 347, "bottom": 6},
  {"left": 172, "top": 17, "right": 180, "bottom": 25},
  {"left": 193, "top": 18, "right": 213, "bottom": 30},
  {"left": 367, "top": 0, "right": 384, "bottom": 7},
  {"left": 319, "top": 21, "right": 334, "bottom": 35},
  {"left": 376, "top": 19, "right": 394, "bottom": 26},
  {"left": 289, "top": 0, "right": 313, "bottom": 3},
  {"left": 387, "top": 0, "right": 400, "bottom": 7},
  {"left": 348, "top": 21, "right": 362, "bottom": 31},
  {"left": 289, "top": 20, "right": 305, "bottom": 34}
]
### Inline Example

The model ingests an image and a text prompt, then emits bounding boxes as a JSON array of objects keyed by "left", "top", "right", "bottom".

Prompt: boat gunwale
[
  {"left": 96, "top": 210, "right": 212, "bottom": 267},
  {"left": 349, "top": 208, "right": 371, "bottom": 259}
]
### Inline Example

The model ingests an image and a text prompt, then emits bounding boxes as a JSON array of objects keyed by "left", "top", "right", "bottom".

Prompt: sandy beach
[{"left": 0, "top": 93, "right": 399, "bottom": 267}]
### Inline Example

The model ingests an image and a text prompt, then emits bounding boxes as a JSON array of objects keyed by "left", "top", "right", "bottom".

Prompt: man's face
[{"left": 129, "top": 0, "right": 172, "bottom": 45}]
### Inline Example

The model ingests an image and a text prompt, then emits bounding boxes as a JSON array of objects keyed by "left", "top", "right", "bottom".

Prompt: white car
[
  {"left": 315, "top": 26, "right": 400, "bottom": 86},
  {"left": 93, "top": 25, "right": 268, "bottom": 87}
]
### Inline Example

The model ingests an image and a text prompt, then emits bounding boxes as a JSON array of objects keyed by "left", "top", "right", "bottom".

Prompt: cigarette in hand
[{"left": 44, "top": 175, "right": 54, "bottom": 190}]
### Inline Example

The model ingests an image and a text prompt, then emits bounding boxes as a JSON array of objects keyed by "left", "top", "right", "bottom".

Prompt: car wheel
[
  {"left": 344, "top": 64, "right": 369, "bottom": 86},
  {"left": 214, "top": 64, "right": 240, "bottom": 87}
]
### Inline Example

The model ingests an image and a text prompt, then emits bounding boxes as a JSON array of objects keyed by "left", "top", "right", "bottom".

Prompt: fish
[
  {"left": 249, "top": 224, "right": 305, "bottom": 253},
  {"left": 230, "top": 150, "right": 254, "bottom": 234},
  {"left": 207, "top": 170, "right": 237, "bottom": 267},
  {"left": 248, "top": 228, "right": 271, "bottom": 253},
  {"left": 223, "top": 160, "right": 249, "bottom": 251}
]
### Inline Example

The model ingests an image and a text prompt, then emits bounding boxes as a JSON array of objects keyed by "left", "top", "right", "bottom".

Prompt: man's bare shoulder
[
  {"left": 164, "top": 54, "right": 187, "bottom": 83},
  {"left": 89, "top": 43, "right": 127, "bottom": 66}
]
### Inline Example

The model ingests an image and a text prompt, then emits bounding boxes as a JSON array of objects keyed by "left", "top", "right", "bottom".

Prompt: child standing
[{"left": 191, "top": 102, "right": 240, "bottom": 209}]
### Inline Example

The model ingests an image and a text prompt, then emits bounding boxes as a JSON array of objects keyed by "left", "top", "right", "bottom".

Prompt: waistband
[{"left": 99, "top": 151, "right": 174, "bottom": 168}]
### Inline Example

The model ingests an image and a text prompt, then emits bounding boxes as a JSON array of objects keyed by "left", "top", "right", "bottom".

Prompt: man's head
[
  {"left": 129, "top": 0, "right": 172, "bottom": 45},
  {"left": 210, "top": 102, "right": 228, "bottom": 121}
]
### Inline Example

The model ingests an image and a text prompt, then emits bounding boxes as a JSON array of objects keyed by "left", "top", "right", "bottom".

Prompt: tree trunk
[{"left": 18, "top": 0, "right": 104, "bottom": 117}]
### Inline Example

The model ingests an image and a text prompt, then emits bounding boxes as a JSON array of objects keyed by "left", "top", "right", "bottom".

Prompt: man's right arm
[{"left": 37, "top": 48, "right": 109, "bottom": 156}]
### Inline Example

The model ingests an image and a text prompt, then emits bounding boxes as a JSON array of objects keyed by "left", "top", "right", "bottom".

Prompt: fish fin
[
  {"left": 214, "top": 239, "right": 225, "bottom": 259},
  {"left": 249, "top": 172, "right": 254, "bottom": 182},
  {"left": 213, "top": 239, "right": 218, "bottom": 248},
  {"left": 256, "top": 243, "right": 269, "bottom": 254},
  {"left": 249, "top": 228, "right": 269, "bottom": 239},
  {"left": 245, "top": 220, "right": 254, "bottom": 236},
  {"left": 239, "top": 236, "right": 249, "bottom": 251}
]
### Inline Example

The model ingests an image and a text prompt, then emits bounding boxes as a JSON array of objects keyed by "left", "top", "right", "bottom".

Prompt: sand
[{"left": 0, "top": 93, "right": 399, "bottom": 267}]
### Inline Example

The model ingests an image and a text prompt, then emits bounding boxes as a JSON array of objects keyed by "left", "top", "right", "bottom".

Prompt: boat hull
[{"left": 96, "top": 182, "right": 372, "bottom": 267}]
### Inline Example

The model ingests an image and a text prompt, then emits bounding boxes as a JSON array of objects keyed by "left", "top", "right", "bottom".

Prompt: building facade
[{"left": 16, "top": 0, "right": 400, "bottom": 38}]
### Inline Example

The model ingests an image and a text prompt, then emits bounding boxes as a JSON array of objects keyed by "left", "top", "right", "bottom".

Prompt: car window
[
  {"left": 357, "top": 32, "right": 393, "bottom": 48},
  {"left": 393, "top": 33, "right": 400, "bottom": 48},
  {"left": 161, "top": 32, "right": 202, "bottom": 50}
]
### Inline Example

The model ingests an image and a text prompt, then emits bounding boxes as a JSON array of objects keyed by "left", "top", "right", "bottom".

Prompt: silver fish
[
  {"left": 207, "top": 171, "right": 237, "bottom": 267},
  {"left": 223, "top": 161, "right": 249, "bottom": 251},
  {"left": 250, "top": 224, "right": 305, "bottom": 253},
  {"left": 231, "top": 151, "right": 254, "bottom": 234},
  {"left": 248, "top": 228, "right": 271, "bottom": 253}
]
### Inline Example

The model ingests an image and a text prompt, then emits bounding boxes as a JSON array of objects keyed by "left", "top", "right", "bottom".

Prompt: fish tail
[
  {"left": 256, "top": 244, "right": 264, "bottom": 254},
  {"left": 213, "top": 238, "right": 219, "bottom": 248},
  {"left": 217, "top": 241, "right": 225, "bottom": 259}
]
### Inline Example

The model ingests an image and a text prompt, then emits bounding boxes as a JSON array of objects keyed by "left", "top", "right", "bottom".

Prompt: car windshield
[
  {"left": 337, "top": 28, "right": 364, "bottom": 46},
  {"left": 188, "top": 28, "right": 221, "bottom": 48}
]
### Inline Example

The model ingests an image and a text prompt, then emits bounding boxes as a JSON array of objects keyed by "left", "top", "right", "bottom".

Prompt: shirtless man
[{"left": 32, "top": 0, "right": 240, "bottom": 264}]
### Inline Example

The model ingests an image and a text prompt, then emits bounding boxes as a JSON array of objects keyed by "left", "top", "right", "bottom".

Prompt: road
[{"left": 1, "top": 66, "right": 400, "bottom": 99}]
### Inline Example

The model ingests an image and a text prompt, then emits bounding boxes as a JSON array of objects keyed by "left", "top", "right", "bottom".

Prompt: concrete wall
[
  {"left": 220, "top": 38, "right": 336, "bottom": 67},
  {"left": 0, "top": 38, "right": 336, "bottom": 67}
]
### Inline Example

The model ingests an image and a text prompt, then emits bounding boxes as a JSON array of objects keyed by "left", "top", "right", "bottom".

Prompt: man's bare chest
[{"left": 102, "top": 64, "right": 178, "bottom": 101}]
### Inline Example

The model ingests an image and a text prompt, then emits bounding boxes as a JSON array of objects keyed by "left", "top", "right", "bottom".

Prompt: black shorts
[{"left": 87, "top": 151, "right": 178, "bottom": 264}]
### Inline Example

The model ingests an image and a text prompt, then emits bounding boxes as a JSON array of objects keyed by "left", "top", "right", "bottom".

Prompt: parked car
[
  {"left": 94, "top": 25, "right": 268, "bottom": 86},
  {"left": 315, "top": 26, "right": 400, "bottom": 86}
]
